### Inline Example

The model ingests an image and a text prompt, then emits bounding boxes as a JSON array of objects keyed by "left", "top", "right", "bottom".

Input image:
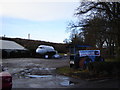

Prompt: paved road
[{"left": 2, "top": 58, "right": 120, "bottom": 89}]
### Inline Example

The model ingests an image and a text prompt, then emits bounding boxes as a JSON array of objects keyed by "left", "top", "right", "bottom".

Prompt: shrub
[{"left": 87, "top": 61, "right": 120, "bottom": 77}]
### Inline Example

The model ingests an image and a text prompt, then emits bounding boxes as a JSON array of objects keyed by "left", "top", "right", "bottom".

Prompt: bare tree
[{"left": 68, "top": 2, "right": 120, "bottom": 58}]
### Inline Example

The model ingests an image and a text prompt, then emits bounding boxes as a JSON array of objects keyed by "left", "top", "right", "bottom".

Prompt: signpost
[{"left": 79, "top": 50, "right": 100, "bottom": 57}]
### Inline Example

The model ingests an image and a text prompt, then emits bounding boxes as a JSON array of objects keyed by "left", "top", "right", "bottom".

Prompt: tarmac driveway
[
  {"left": 2, "top": 58, "right": 120, "bottom": 89},
  {"left": 2, "top": 58, "right": 80, "bottom": 88}
]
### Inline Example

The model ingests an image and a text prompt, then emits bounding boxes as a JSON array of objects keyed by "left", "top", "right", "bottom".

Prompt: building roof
[{"left": 0, "top": 40, "right": 27, "bottom": 50}]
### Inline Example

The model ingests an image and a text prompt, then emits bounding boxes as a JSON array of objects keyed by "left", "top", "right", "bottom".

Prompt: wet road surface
[{"left": 2, "top": 58, "right": 120, "bottom": 88}]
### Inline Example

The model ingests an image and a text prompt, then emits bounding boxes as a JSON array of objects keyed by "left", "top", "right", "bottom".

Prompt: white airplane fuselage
[{"left": 36, "top": 45, "right": 56, "bottom": 55}]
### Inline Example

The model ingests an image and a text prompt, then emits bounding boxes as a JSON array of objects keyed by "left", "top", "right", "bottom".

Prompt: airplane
[{"left": 36, "top": 45, "right": 57, "bottom": 58}]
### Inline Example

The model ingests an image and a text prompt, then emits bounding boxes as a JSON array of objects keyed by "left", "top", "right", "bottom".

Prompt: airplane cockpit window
[{"left": 39, "top": 47, "right": 44, "bottom": 49}]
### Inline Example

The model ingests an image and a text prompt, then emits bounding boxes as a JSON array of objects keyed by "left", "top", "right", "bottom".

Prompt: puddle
[
  {"left": 13, "top": 68, "right": 56, "bottom": 78},
  {"left": 26, "top": 75, "right": 53, "bottom": 78},
  {"left": 38, "top": 68, "right": 56, "bottom": 70},
  {"left": 60, "top": 80, "right": 75, "bottom": 86},
  {"left": 13, "top": 67, "right": 79, "bottom": 87}
]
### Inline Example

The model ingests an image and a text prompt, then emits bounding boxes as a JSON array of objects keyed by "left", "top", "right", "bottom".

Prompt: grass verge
[
  {"left": 56, "top": 65, "right": 120, "bottom": 80},
  {"left": 56, "top": 66, "right": 95, "bottom": 80}
]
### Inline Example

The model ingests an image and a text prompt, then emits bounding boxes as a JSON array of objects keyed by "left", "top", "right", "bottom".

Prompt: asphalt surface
[{"left": 2, "top": 58, "right": 120, "bottom": 89}]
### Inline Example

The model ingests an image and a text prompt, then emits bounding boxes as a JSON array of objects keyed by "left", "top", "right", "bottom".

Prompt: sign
[{"left": 79, "top": 50, "right": 100, "bottom": 57}]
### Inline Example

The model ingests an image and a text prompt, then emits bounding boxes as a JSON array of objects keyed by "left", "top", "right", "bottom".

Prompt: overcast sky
[{"left": 0, "top": 0, "right": 80, "bottom": 43}]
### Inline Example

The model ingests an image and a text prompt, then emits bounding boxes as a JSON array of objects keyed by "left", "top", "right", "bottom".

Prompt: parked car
[{"left": 0, "top": 65, "right": 12, "bottom": 90}]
